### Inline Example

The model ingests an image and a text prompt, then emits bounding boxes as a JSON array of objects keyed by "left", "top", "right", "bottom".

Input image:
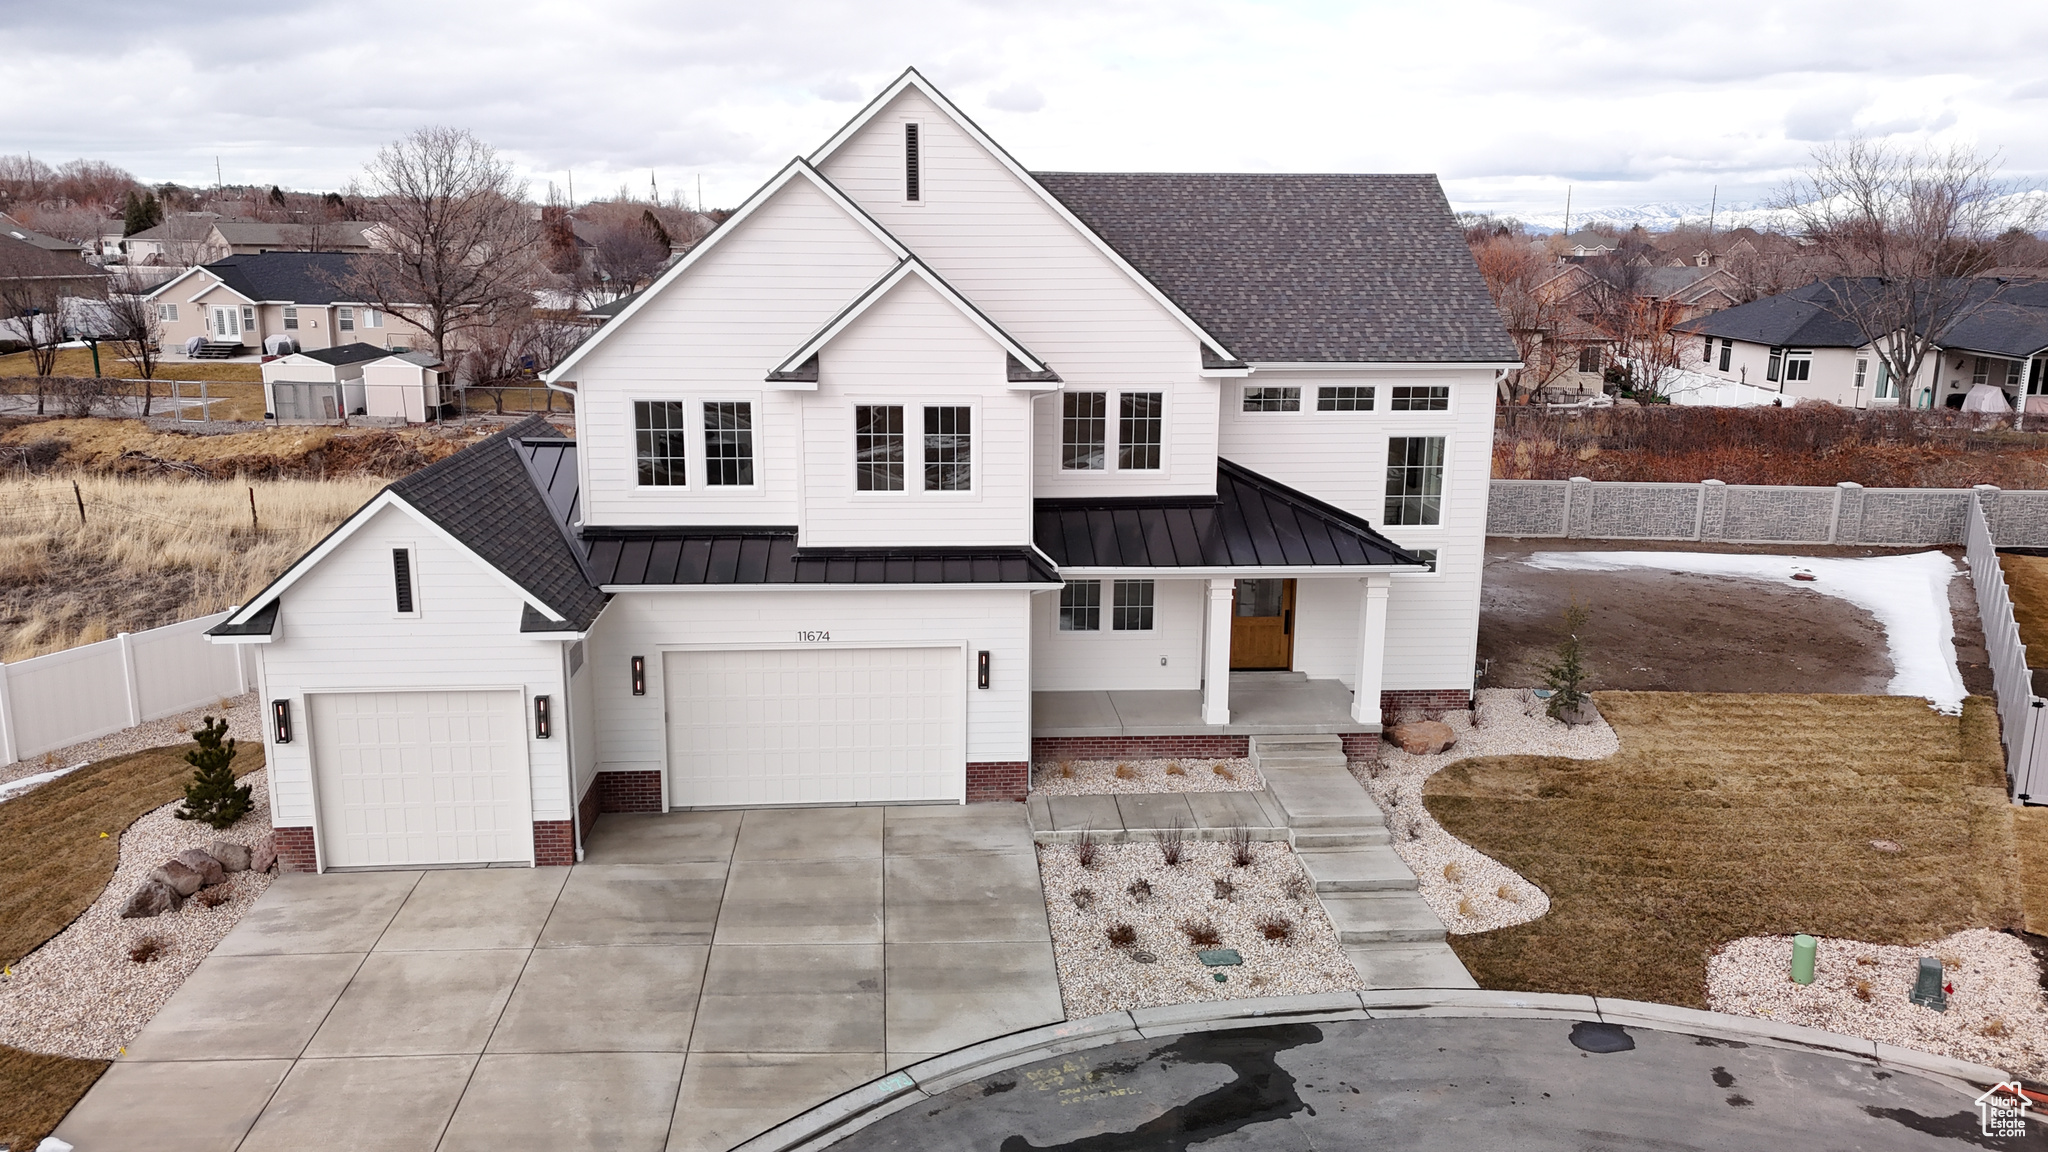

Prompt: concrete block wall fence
[{"left": 1488, "top": 480, "right": 2048, "bottom": 548}]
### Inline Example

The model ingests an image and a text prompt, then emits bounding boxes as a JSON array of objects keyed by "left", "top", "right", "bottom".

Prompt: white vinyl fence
[
  {"left": 1967, "top": 494, "right": 2048, "bottom": 801},
  {"left": 0, "top": 609, "right": 252, "bottom": 765}
]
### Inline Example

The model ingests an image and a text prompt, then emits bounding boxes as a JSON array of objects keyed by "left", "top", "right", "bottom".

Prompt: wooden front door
[{"left": 1230, "top": 578, "right": 1295, "bottom": 670}]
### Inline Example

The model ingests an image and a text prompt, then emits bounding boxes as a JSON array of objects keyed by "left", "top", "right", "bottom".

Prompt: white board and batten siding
[
  {"left": 1219, "top": 369, "right": 1497, "bottom": 692},
  {"left": 256, "top": 504, "right": 570, "bottom": 861},
  {"left": 583, "top": 587, "right": 1031, "bottom": 806}
]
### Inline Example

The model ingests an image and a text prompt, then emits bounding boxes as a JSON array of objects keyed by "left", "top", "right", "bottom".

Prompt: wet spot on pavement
[{"left": 1568, "top": 1021, "right": 1635, "bottom": 1054}]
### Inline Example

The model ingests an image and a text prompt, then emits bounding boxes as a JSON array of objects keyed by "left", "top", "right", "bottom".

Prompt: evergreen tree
[
  {"left": 175, "top": 716, "right": 252, "bottom": 830},
  {"left": 122, "top": 190, "right": 161, "bottom": 236},
  {"left": 1543, "top": 602, "right": 1592, "bottom": 721}
]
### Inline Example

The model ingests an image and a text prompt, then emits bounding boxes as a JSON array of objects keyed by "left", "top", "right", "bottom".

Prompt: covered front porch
[{"left": 1036, "top": 670, "right": 1375, "bottom": 736}]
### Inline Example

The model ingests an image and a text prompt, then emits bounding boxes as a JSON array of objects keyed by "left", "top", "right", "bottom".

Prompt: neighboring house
[
  {"left": 122, "top": 214, "right": 377, "bottom": 265},
  {"left": 144, "top": 251, "right": 431, "bottom": 359},
  {"left": 1637, "top": 266, "right": 1741, "bottom": 322},
  {"left": 0, "top": 212, "right": 87, "bottom": 257},
  {"left": 1679, "top": 279, "right": 2048, "bottom": 410},
  {"left": 1559, "top": 230, "right": 1617, "bottom": 259},
  {"left": 0, "top": 232, "right": 107, "bottom": 307},
  {"left": 261, "top": 343, "right": 446, "bottom": 422},
  {"left": 206, "top": 69, "right": 1515, "bottom": 872}
]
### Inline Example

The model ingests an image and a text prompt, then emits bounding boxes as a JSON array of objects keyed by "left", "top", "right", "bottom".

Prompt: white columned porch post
[
  {"left": 1202, "top": 578, "right": 1234, "bottom": 725},
  {"left": 1351, "top": 574, "right": 1392, "bottom": 726}
]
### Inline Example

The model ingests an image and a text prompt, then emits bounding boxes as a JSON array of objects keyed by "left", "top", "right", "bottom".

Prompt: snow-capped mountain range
[{"left": 1496, "top": 201, "right": 1795, "bottom": 234}]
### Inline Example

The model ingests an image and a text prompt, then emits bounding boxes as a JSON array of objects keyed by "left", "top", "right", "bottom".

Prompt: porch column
[
  {"left": 1351, "top": 574, "right": 1392, "bottom": 725},
  {"left": 1202, "top": 578, "right": 1234, "bottom": 725}
]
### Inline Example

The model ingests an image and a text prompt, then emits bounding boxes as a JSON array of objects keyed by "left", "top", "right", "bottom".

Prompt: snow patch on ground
[
  {"left": 1523, "top": 550, "right": 1964, "bottom": 712},
  {"left": 0, "top": 762, "right": 88, "bottom": 804}
]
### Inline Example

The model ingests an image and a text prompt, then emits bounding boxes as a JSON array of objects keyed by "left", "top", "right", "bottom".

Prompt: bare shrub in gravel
[
  {"left": 1126, "top": 878, "right": 1153, "bottom": 904},
  {"left": 1114, "top": 762, "right": 1138, "bottom": 781},
  {"left": 1443, "top": 863, "right": 1463, "bottom": 883},
  {"left": 1257, "top": 916, "right": 1294, "bottom": 943},
  {"left": 1212, "top": 877, "right": 1236, "bottom": 902},
  {"left": 1497, "top": 885, "right": 1517, "bottom": 902},
  {"left": 194, "top": 888, "right": 230, "bottom": 909},
  {"left": 1074, "top": 830, "right": 1099, "bottom": 870},
  {"left": 1280, "top": 875, "right": 1310, "bottom": 901},
  {"left": 126, "top": 936, "right": 165, "bottom": 964},
  {"left": 1105, "top": 922, "right": 1138, "bottom": 949},
  {"left": 1153, "top": 822, "right": 1187, "bottom": 867},
  {"left": 1071, "top": 889, "right": 1095, "bottom": 912},
  {"left": 1032, "top": 757, "right": 1259, "bottom": 796},
  {"left": 1057, "top": 760, "right": 1074, "bottom": 779},
  {"left": 1180, "top": 919, "right": 1222, "bottom": 949},
  {"left": 1226, "top": 825, "right": 1255, "bottom": 868},
  {"left": 1166, "top": 761, "right": 1185, "bottom": 776},
  {"left": 1212, "top": 762, "right": 1234, "bottom": 780}
]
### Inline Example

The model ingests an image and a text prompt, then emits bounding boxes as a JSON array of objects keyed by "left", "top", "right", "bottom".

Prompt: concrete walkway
[
  {"left": 1035, "top": 672, "right": 1377, "bottom": 736},
  {"left": 54, "top": 805, "right": 1062, "bottom": 1152}
]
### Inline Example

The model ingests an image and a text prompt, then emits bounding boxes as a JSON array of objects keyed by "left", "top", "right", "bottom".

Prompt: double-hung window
[
  {"left": 855, "top": 405, "right": 905, "bottom": 491},
  {"left": 1111, "top": 579, "right": 1154, "bottom": 630},
  {"left": 1972, "top": 356, "right": 1989, "bottom": 387},
  {"left": 1062, "top": 392, "right": 1106, "bottom": 470},
  {"left": 1578, "top": 346, "right": 1601, "bottom": 373},
  {"left": 1767, "top": 348, "right": 1783, "bottom": 382},
  {"left": 703, "top": 401, "right": 754, "bottom": 486},
  {"left": 1059, "top": 581, "right": 1100, "bottom": 631},
  {"left": 1118, "top": 392, "right": 1162, "bottom": 469},
  {"left": 282, "top": 306, "right": 299, "bottom": 330},
  {"left": 363, "top": 308, "right": 383, "bottom": 329},
  {"left": 634, "top": 400, "right": 688, "bottom": 486},
  {"left": 1718, "top": 339, "right": 1732, "bottom": 372},
  {"left": 1855, "top": 358, "right": 1868, "bottom": 392},
  {"left": 923, "top": 406, "right": 971, "bottom": 491},
  {"left": 1389, "top": 385, "right": 1449, "bottom": 411},
  {"left": 1242, "top": 386, "right": 1300, "bottom": 412},
  {"left": 1316, "top": 386, "right": 1374, "bottom": 411},
  {"left": 241, "top": 305, "right": 255, "bottom": 332},
  {"left": 1385, "top": 436, "right": 1445, "bottom": 526},
  {"left": 338, "top": 307, "right": 355, "bottom": 332},
  {"left": 157, "top": 303, "right": 177, "bottom": 322}
]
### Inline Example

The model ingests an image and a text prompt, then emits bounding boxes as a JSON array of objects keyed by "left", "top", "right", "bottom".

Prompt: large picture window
[
  {"left": 1384, "top": 436, "right": 1445, "bottom": 526},
  {"left": 923, "top": 406, "right": 971, "bottom": 491},
  {"left": 634, "top": 400, "right": 688, "bottom": 486},
  {"left": 855, "top": 405, "right": 905, "bottom": 491},
  {"left": 1062, "top": 392, "right": 1106, "bottom": 470},
  {"left": 1119, "top": 393, "right": 1162, "bottom": 469},
  {"left": 1112, "top": 579, "right": 1154, "bottom": 630},
  {"left": 703, "top": 401, "right": 754, "bottom": 486},
  {"left": 1059, "top": 580, "right": 1100, "bottom": 631}
]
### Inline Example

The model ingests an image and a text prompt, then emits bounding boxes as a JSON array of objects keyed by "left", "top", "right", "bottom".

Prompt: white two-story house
[{"left": 207, "top": 70, "right": 1516, "bottom": 872}]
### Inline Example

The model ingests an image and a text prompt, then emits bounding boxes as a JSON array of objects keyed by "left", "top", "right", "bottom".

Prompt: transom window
[
  {"left": 1062, "top": 392, "right": 1106, "bottom": 470},
  {"left": 923, "top": 406, "right": 971, "bottom": 491},
  {"left": 1119, "top": 393, "right": 1163, "bottom": 469},
  {"left": 703, "top": 401, "right": 754, "bottom": 486},
  {"left": 634, "top": 400, "right": 688, "bottom": 486},
  {"left": 1389, "top": 385, "right": 1449, "bottom": 411},
  {"left": 1316, "top": 386, "right": 1374, "bottom": 411},
  {"left": 1242, "top": 386, "right": 1300, "bottom": 412},
  {"left": 1112, "top": 579, "right": 1155, "bottom": 630},
  {"left": 855, "top": 405, "right": 905, "bottom": 491},
  {"left": 1385, "top": 436, "right": 1445, "bottom": 526},
  {"left": 1059, "top": 580, "right": 1100, "bottom": 631}
]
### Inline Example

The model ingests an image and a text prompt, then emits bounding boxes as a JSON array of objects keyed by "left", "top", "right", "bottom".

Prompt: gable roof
[
  {"left": 767, "top": 256, "right": 1057, "bottom": 385},
  {"left": 125, "top": 213, "right": 220, "bottom": 243},
  {"left": 1679, "top": 280, "right": 1868, "bottom": 347},
  {"left": 209, "top": 219, "right": 375, "bottom": 249},
  {"left": 0, "top": 233, "right": 103, "bottom": 282},
  {"left": 1034, "top": 173, "right": 1517, "bottom": 364},
  {"left": 151, "top": 251, "right": 394, "bottom": 306},
  {"left": 0, "top": 213, "right": 83, "bottom": 253}
]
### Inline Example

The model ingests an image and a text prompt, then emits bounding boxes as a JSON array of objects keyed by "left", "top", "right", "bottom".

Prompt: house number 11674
[{"left": 796, "top": 630, "right": 831, "bottom": 642}]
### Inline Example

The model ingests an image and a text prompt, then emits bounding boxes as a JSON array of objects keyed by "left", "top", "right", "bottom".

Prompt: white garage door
[
  {"left": 665, "top": 647, "right": 964, "bottom": 807},
  {"left": 311, "top": 690, "right": 532, "bottom": 868}
]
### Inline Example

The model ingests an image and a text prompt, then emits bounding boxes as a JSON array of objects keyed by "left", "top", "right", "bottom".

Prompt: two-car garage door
[
  {"left": 312, "top": 691, "right": 532, "bottom": 868},
  {"left": 665, "top": 647, "right": 964, "bottom": 807}
]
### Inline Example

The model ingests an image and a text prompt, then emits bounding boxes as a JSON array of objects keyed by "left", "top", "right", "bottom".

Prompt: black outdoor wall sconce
[
  {"left": 978, "top": 650, "right": 991, "bottom": 689},
  {"left": 534, "top": 695, "right": 552, "bottom": 738},
  {"left": 631, "top": 655, "right": 646, "bottom": 695},
  {"left": 271, "top": 699, "right": 292, "bottom": 744}
]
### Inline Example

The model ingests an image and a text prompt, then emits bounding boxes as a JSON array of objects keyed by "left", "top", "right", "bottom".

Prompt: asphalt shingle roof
[
  {"left": 1032, "top": 173, "right": 1517, "bottom": 364},
  {"left": 1683, "top": 278, "right": 2048, "bottom": 356},
  {"left": 295, "top": 342, "right": 392, "bottom": 367},
  {"left": 171, "top": 251, "right": 399, "bottom": 305}
]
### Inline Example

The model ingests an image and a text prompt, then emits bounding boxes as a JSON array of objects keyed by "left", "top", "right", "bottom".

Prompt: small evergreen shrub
[
  {"left": 176, "top": 716, "right": 252, "bottom": 830},
  {"left": 1543, "top": 602, "right": 1592, "bottom": 721}
]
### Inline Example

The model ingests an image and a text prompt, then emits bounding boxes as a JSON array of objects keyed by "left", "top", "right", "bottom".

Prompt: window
[
  {"left": 157, "top": 303, "right": 177, "bottom": 322},
  {"left": 2032, "top": 360, "right": 2048, "bottom": 397},
  {"left": 2006, "top": 360, "right": 2023, "bottom": 389},
  {"left": 1783, "top": 352, "right": 1811, "bottom": 382},
  {"left": 1384, "top": 436, "right": 1445, "bottom": 526},
  {"left": 703, "top": 401, "right": 754, "bottom": 486},
  {"left": 1718, "top": 339, "right": 1732, "bottom": 372},
  {"left": 1855, "top": 358, "right": 1867, "bottom": 391},
  {"left": 1119, "top": 392, "right": 1163, "bottom": 469},
  {"left": 1972, "top": 356, "right": 1989, "bottom": 386},
  {"left": 1407, "top": 548, "right": 1438, "bottom": 572},
  {"left": 1242, "top": 386, "right": 1300, "bottom": 412},
  {"left": 1112, "top": 579, "right": 1155, "bottom": 630},
  {"left": 1316, "top": 386, "right": 1374, "bottom": 411},
  {"left": 392, "top": 548, "right": 415, "bottom": 614},
  {"left": 1876, "top": 359, "right": 1895, "bottom": 399},
  {"left": 904, "top": 123, "right": 921, "bottom": 202},
  {"left": 241, "top": 305, "right": 255, "bottom": 332},
  {"left": 363, "top": 308, "right": 383, "bottom": 329},
  {"left": 1062, "top": 392, "right": 1106, "bottom": 470},
  {"left": 282, "top": 306, "right": 298, "bottom": 330},
  {"left": 1390, "top": 385, "right": 1449, "bottom": 411},
  {"left": 923, "top": 406, "right": 971, "bottom": 491},
  {"left": 633, "top": 400, "right": 688, "bottom": 486},
  {"left": 1766, "top": 347, "right": 1782, "bottom": 382},
  {"left": 1059, "top": 580, "right": 1100, "bottom": 631},
  {"left": 855, "top": 404, "right": 905, "bottom": 491},
  {"left": 1578, "top": 347, "right": 1601, "bottom": 373},
  {"left": 338, "top": 307, "right": 354, "bottom": 332}
]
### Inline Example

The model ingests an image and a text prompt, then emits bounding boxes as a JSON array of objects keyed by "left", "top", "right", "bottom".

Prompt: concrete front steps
[{"left": 1249, "top": 735, "right": 1477, "bottom": 990}]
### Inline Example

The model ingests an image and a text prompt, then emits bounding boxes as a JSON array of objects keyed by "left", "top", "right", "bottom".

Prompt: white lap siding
[
  {"left": 254, "top": 505, "right": 571, "bottom": 831},
  {"left": 1030, "top": 578, "right": 1204, "bottom": 691}
]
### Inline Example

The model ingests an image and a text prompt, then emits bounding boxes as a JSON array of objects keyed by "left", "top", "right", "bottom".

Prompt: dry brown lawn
[
  {"left": 1427, "top": 692, "right": 2021, "bottom": 1009},
  {"left": 2001, "top": 553, "right": 2048, "bottom": 661},
  {"left": 1, "top": 1045, "right": 109, "bottom": 1152},
  {"left": 2016, "top": 808, "right": 2048, "bottom": 937},
  {"left": 0, "top": 346, "right": 262, "bottom": 382}
]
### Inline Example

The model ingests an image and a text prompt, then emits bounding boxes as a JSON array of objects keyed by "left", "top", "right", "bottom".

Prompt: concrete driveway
[{"left": 55, "top": 804, "right": 1063, "bottom": 1152}]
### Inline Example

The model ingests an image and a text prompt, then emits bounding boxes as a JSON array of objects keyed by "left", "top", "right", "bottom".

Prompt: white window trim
[
  {"left": 627, "top": 395, "right": 693, "bottom": 493},
  {"left": 699, "top": 395, "right": 764, "bottom": 494},
  {"left": 1109, "top": 577, "right": 1158, "bottom": 632},
  {"left": 1113, "top": 389, "right": 1169, "bottom": 472},
  {"left": 848, "top": 400, "right": 915, "bottom": 499},
  {"left": 918, "top": 399, "right": 979, "bottom": 497},
  {"left": 1311, "top": 383, "right": 1380, "bottom": 414},
  {"left": 1239, "top": 383, "right": 1306, "bottom": 415},
  {"left": 390, "top": 540, "right": 422, "bottom": 619},
  {"left": 1383, "top": 382, "right": 1456, "bottom": 416},
  {"left": 1383, "top": 435, "right": 1451, "bottom": 529},
  {"left": 338, "top": 306, "right": 356, "bottom": 333}
]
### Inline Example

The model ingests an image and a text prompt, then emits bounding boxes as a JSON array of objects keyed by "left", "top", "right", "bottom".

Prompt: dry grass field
[
  {"left": 0, "top": 347, "right": 263, "bottom": 382},
  {"left": 0, "top": 474, "right": 386, "bottom": 660},
  {"left": 1, "top": 1046, "right": 108, "bottom": 1152},
  {"left": 2001, "top": 553, "right": 2048, "bottom": 660},
  {"left": 1427, "top": 692, "right": 2021, "bottom": 1008}
]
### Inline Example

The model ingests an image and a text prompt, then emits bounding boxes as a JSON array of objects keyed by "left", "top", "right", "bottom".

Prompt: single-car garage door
[
  {"left": 665, "top": 647, "right": 964, "bottom": 807},
  {"left": 311, "top": 690, "right": 532, "bottom": 868}
]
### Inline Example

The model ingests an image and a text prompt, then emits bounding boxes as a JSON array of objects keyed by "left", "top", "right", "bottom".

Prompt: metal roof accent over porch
[
  {"left": 1034, "top": 458, "right": 1421, "bottom": 570},
  {"left": 582, "top": 529, "right": 1061, "bottom": 586}
]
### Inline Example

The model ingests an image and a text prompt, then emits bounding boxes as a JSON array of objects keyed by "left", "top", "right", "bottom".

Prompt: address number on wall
[{"left": 796, "top": 630, "right": 831, "bottom": 642}]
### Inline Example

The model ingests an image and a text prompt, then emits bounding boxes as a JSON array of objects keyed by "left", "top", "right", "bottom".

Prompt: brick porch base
[
  {"left": 533, "top": 820, "right": 576, "bottom": 866},
  {"left": 1031, "top": 735, "right": 1251, "bottom": 763},
  {"left": 1381, "top": 688, "right": 1474, "bottom": 715},
  {"left": 966, "top": 761, "right": 1028, "bottom": 803},
  {"left": 274, "top": 826, "right": 318, "bottom": 873},
  {"left": 594, "top": 770, "right": 664, "bottom": 813}
]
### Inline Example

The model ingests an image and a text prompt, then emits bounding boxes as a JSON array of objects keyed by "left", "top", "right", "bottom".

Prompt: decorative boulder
[
  {"left": 1556, "top": 699, "right": 1602, "bottom": 727},
  {"left": 120, "top": 880, "right": 182, "bottom": 918},
  {"left": 249, "top": 834, "right": 278, "bottom": 874},
  {"left": 174, "top": 848, "right": 226, "bottom": 888},
  {"left": 149, "top": 858, "right": 205, "bottom": 897},
  {"left": 1387, "top": 720, "right": 1458, "bottom": 756},
  {"left": 207, "top": 840, "right": 251, "bottom": 873}
]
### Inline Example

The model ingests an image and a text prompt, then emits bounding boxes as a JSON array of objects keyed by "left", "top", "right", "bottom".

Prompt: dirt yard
[{"left": 1480, "top": 538, "right": 1992, "bottom": 697}]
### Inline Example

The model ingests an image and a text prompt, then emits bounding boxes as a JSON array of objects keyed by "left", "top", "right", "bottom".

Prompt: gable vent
[
  {"left": 904, "top": 123, "right": 921, "bottom": 201},
  {"left": 393, "top": 548, "right": 414, "bottom": 613}
]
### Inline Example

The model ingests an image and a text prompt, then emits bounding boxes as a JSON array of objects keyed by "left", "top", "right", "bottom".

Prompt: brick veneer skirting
[
  {"left": 1340, "top": 733, "right": 1380, "bottom": 762},
  {"left": 274, "top": 826, "right": 317, "bottom": 873},
  {"left": 966, "top": 762, "right": 1028, "bottom": 803},
  {"left": 1031, "top": 735, "right": 1251, "bottom": 763},
  {"left": 595, "top": 770, "right": 664, "bottom": 813},
  {"left": 533, "top": 820, "right": 576, "bottom": 866},
  {"left": 1381, "top": 689, "right": 1473, "bottom": 715},
  {"left": 577, "top": 778, "right": 601, "bottom": 841}
]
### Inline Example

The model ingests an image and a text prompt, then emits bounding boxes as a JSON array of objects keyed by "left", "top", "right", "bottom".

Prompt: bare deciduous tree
[
  {"left": 343, "top": 127, "right": 543, "bottom": 360},
  {"left": 102, "top": 289, "right": 163, "bottom": 414},
  {"left": 456, "top": 312, "right": 589, "bottom": 414},
  {"left": 1469, "top": 233, "right": 1594, "bottom": 402},
  {"left": 0, "top": 244, "right": 76, "bottom": 415}
]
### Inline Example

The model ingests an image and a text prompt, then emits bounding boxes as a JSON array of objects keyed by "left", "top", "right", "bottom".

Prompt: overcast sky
[{"left": 5, "top": 0, "right": 2045, "bottom": 219}]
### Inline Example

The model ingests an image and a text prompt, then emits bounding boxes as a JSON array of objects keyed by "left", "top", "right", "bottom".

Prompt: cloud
[
  {"left": 812, "top": 78, "right": 865, "bottom": 102},
  {"left": 985, "top": 81, "right": 1045, "bottom": 113},
  {"left": 1785, "top": 95, "right": 1867, "bottom": 142}
]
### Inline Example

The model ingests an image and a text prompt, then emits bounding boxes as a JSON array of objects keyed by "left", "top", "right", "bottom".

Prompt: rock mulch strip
[
  {"left": 0, "top": 769, "right": 277, "bottom": 1060},
  {"left": 1353, "top": 688, "right": 1619, "bottom": 936},
  {"left": 0, "top": 692, "right": 260, "bottom": 793},
  {"left": 1036, "top": 838, "right": 1360, "bottom": 1019},
  {"left": 1708, "top": 928, "right": 2048, "bottom": 1080},
  {"left": 1032, "top": 757, "right": 1261, "bottom": 796}
]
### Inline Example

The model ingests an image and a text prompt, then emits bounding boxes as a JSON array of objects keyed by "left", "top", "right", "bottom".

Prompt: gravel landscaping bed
[
  {"left": 1032, "top": 757, "right": 1261, "bottom": 795},
  {"left": 1354, "top": 688, "right": 1618, "bottom": 935},
  {"left": 0, "top": 769, "right": 275, "bottom": 1060},
  {"left": 0, "top": 692, "right": 260, "bottom": 792},
  {"left": 1707, "top": 928, "right": 2048, "bottom": 1079},
  {"left": 1036, "top": 838, "right": 1359, "bottom": 1018}
]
